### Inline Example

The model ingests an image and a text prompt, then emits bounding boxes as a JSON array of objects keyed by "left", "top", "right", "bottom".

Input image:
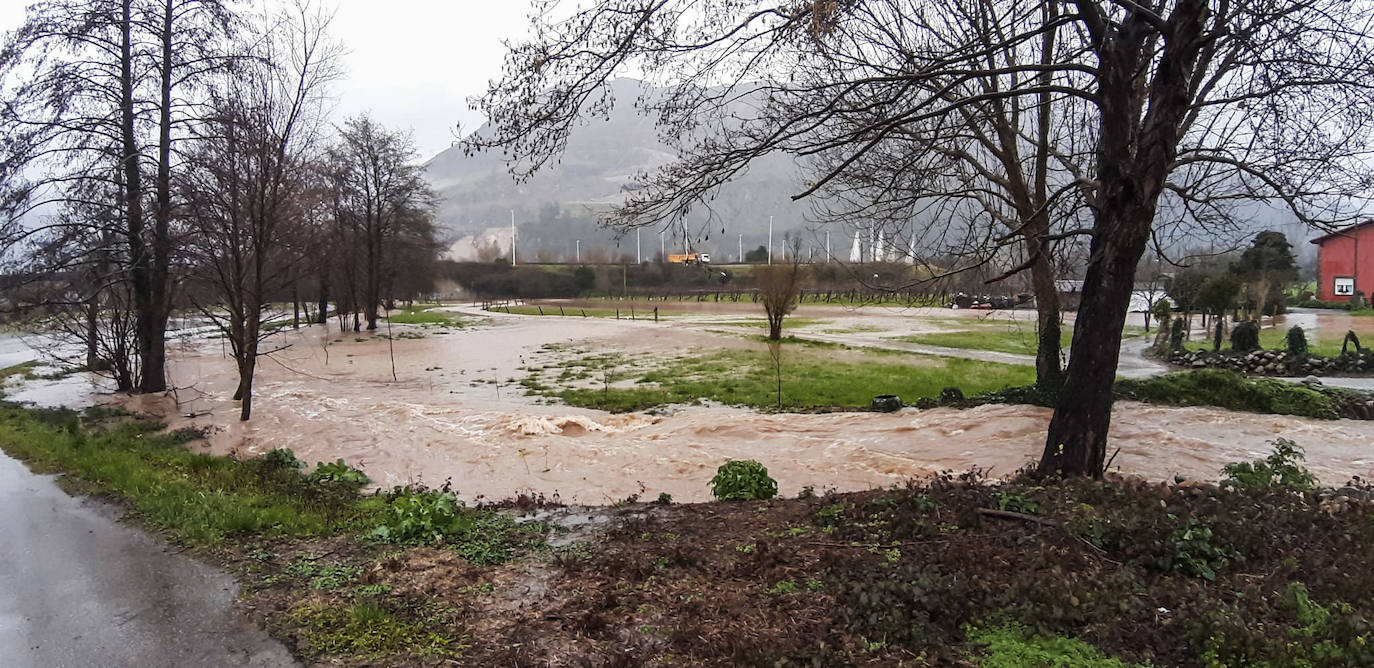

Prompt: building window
[{"left": 1335, "top": 277, "right": 1355, "bottom": 296}]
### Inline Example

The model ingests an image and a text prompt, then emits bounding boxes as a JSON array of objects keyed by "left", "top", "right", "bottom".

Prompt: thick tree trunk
[
  {"left": 1027, "top": 238, "right": 1063, "bottom": 394},
  {"left": 1040, "top": 214, "right": 1151, "bottom": 477},
  {"left": 237, "top": 354, "right": 256, "bottom": 421}
]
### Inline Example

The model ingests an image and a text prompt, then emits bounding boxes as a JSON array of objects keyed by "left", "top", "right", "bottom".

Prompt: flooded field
[{"left": 0, "top": 305, "right": 1328, "bottom": 503}]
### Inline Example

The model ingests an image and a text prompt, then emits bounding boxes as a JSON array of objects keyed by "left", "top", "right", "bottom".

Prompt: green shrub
[
  {"left": 1115, "top": 369, "right": 1338, "bottom": 419},
  {"left": 1287, "top": 326, "right": 1309, "bottom": 356},
  {"left": 1197, "top": 583, "right": 1374, "bottom": 667},
  {"left": 1231, "top": 320, "right": 1260, "bottom": 351},
  {"left": 1169, "top": 316, "right": 1186, "bottom": 350},
  {"left": 367, "top": 489, "right": 544, "bottom": 564},
  {"left": 710, "top": 459, "right": 778, "bottom": 500},
  {"left": 1167, "top": 518, "right": 1237, "bottom": 581},
  {"left": 262, "top": 448, "right": 306, "bottom": 472},
  {"left": 308, "top": 459, "right": 371, "bottom": 488},
  {"left": 1221, "top": 438, "right": 1317, "bottom": 492},
  {"left": 967, "top": 621, "right": 1146, "bottom": 668}
]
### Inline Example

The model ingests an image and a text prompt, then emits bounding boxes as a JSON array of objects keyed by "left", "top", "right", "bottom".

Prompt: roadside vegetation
[{"left": 5, "top": 406, "right": 1368, "bottom": 666}]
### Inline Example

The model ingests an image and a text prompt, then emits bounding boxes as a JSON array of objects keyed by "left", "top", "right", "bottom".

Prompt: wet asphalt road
[{"left": 0, "top": 452, "right": 297, "bottom": 668}]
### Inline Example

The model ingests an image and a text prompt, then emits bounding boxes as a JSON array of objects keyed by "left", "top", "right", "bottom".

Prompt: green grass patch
[
  {"left": 967, "top": 621, "right": 1148, "bottom": 668},
  {"left": 1185, "top": 326, "right": 1347, "bottom": 357},
  {"left": 289, "top": 601, "right": 464, "bottom": 659},
  {"left": 536, "top": 347, "right": 1034, "bottom": 412},
  {"left": 0, "top": 360, "right": 39, "bottom": 384},
  {"left": 386, "top": 306, "right": 473, "bottom": 327},
  {"left": 897, "top": 324, "right": 1148, "bottom": 356},
  {"left": 0, "top": 406, "right": 386, "bottom": 544}
]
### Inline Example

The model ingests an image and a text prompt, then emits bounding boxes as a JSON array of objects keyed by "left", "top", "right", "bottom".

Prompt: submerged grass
[
  {"left": 386, "top": 306, "right": 474, "bottom": 327},
  {"left": 534, "top": 346, "right": 1035, "bottom": 412},
  {"left": 897, "top": 323, "right": 1148, "bottom": 355}
]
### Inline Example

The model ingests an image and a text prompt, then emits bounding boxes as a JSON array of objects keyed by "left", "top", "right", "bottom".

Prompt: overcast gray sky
[{"left": 0, "top": 0, "right": 537, "bottom": 162}]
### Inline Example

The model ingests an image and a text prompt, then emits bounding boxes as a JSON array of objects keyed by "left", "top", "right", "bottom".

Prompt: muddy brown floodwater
[{"left": 111, "top": 307, "right": 1374, "bottom": 504}]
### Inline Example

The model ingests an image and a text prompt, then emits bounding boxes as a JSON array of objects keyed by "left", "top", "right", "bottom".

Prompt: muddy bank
[{"left": 109, "top": 313, "right": 1374, "bottom": 505}]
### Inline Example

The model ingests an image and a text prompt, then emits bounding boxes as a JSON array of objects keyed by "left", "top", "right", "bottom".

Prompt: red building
[{"left": 1311, "top": 221, "right": 1374, "bottom": 302}]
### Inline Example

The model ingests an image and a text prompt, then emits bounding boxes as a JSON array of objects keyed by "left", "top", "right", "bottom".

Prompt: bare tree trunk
[
  {"left": 119, "top": 0, "right": 163, "bottom": 394},
  {"left": 1040, "top": 207, "right": 1152, "bottom": 477},
  {"left": 1028, "top": 239, "right": 1063, "bottom": 394},
  {"left": 237, "top": 353, "right": 256, "bottom": 421},
  {"left": 316, "top": 278, "right": 329, "bottom": 324}
]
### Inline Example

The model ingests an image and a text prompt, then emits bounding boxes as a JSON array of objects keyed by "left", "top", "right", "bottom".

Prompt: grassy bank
[
  {"left": 523, "top": 344, "right": 1035, "bottom": 412},
  {"left": 0, "top": 404, "right": 547, "bottom": 663},
  {"left": 1, "top": 401, "right": 1371, "bottom": 665}
]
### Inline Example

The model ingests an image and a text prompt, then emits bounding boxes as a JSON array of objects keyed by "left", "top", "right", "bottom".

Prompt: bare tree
[
  {"left": 182, "top": 1, "right": 341, "bottom": 420},
  {"left": 470, "top": 0, "right": 1374, "bottom": 478},
  {"left": 324, "top": 116, "right": 436, "bottom": 330},
  {"left": 756, "top": 240, "right": 804, "bottom": 341},
  {"left": 1, "top": 0, "right": 236, "bottom": 393}
]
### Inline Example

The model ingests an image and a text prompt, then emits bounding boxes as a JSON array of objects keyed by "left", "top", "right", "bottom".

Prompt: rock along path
[{"left": 0, "top": 452, "right": 297, "bottom": 668}]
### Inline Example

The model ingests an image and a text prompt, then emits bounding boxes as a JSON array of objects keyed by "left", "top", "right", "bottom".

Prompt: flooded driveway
[{"left": 0, "top": 452, "right": 296, "bottom": 667}]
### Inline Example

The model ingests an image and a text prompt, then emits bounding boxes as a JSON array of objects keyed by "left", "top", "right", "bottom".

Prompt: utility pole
[
  {"left": 767, "top": 215, "right": 773, "bottom": 265},
  {"left": 636, "top": 229, "right": 641, "bottom": 264},
  {"left": 575, "top": 239, "right": 581, "bottom": 264},
  {"left": 738, "top": 233, "right": 743, "bottom": 263},
  {"left": 826, "top": 230, "right": 831, "bottom": 262},
  {"left": 509, "top": 210, "right": 516, "bottom": 265},
  {"left": 660, "top": 232, "right": 665, "bottom": 260}
]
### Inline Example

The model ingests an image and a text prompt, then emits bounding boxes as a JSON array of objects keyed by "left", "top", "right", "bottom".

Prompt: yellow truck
[{"left": 667, "top": 253, "right": 711, "bottom": 265}]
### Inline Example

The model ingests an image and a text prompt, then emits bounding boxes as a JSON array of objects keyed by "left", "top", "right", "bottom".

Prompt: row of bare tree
[{"left": 0, "top": 0, "right": 440, "bottom": 420}]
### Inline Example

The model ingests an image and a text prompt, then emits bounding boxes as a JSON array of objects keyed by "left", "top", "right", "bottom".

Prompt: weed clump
[
  {"left": 368, "top": 488, "right": 544, "bottom": 565},
  {"left": 307, "top": 459, "right": 371, "bottom": 489},
  {"left": 1222, "top": 437, "right": 1317, "bottom": 492},
  {"left": 710, "top": 459, "right": 778, "bottom": 500}
]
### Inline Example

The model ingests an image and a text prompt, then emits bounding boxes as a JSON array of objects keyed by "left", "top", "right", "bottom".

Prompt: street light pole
[
  {"left": 576, "top": 239, "right": 581, "bottom": 264},
  {"left": 767, "top": 215, "right": 773, "bottom": 265}
]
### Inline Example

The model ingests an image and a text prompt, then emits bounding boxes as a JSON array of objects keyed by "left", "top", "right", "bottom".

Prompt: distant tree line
[{"left": 0, "top": 0, "right": 441, "bottom": 419}]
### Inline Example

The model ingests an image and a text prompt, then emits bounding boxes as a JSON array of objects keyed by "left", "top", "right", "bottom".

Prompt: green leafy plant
[
  {"left": 308, "top": 459, "right": 371, "bottom": 488},
  {"left": 993, "top": 490, "right": 1040, "bottom": 514},
  {"left": 369, "top": 490, "right": 473, "bottom": 546},
  {"left": 368, "top": 489, "right": 544, "bottom": 564},
  {"left": 1167, "top": 517, "right": 1237, "bottom": 581},
  {"left": 262, "top": 448, "right": 305, "bottom": 472},
  {"left": 709, "top": 459, "right": 778, "bottom": 500},
  {"left": 1222, "top": 438, "right": 1317, "bottom": 492}
]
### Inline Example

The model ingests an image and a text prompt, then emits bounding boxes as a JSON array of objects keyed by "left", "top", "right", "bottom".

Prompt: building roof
[{"left": 1310, "top": 220, "right": 1374, "bottom": 245}]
